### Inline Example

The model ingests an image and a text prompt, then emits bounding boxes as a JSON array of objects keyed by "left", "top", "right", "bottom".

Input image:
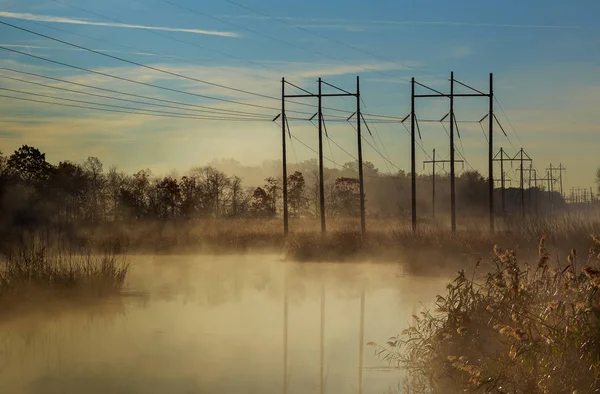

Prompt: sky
[{"left": 0, "top": 0, "right": 599, "bottom": 194}]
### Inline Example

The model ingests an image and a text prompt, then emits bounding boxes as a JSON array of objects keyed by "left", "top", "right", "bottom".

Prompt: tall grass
[
  {"left": 369, "top": 235, "right": 600, "bottom": 393},
  {"left": 0, "top": 241, "right": 129, "bottom": 304}
]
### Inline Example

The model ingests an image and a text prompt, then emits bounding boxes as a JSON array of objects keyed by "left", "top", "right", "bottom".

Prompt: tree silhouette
[
  {"left": 330, "top": 177, "right": 361, "bottom": 218},
  {"left": 250, "top": 187, "right": 273, "bottom": 217},
  {"left": 288, "top": 171, "right": 307, "bottom": 217},
  {"left": 7, "top": 145, "right": 53, "bottom": 184}
]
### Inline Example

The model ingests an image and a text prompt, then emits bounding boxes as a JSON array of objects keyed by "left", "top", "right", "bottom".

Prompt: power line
[
  {"left": 0, "top": 67, "right": 272, "bottom": 118},
  {"left": 0, "top": 72, "right": 271, "bottom": 118},
  {"left": 46, "top": 0, "right": 386, "bottom": 117},
  {"left": 0, "top": 19, "right": 286, "bottom": 105},
  {"left": 361, "top": 135, "right": 403, "bottom": 173},
  {"left": 0, "top": 93, "right": 268, "bottom": 121},
  {"left": 0, "top": 45, "right": 313, "bottom": 117},
  {"left": 47, "top": 0, "right": 394, "bottom": 118},
  {"left": 288, "top": 130, "right": 401, "bottom": 179},
  {"left": 400, "top": 121, "right": 446, "bottom": 173},
  {"left": 160, "top": 0, "right": 369, "bottom": 74},
  {"left": 0, "top": 86, "right": 271, "bottom": 120},
  {"left": 223, "top": 0, "right": 442, "bottom": 81},
  {"left": 48, "top": 0, "right": 299, "bottom": 81},
  {"left": 494, "top": 96, "right": 527, "bottom": 150}
]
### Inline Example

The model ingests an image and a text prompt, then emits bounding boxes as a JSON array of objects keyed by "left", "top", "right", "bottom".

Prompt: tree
[
  {"left": 83, "top": 157, "right": 106, "bottom": 222},
  {"left": 596, "top": 167, "right": 600, "bottom": 194},
  {"left": 288, "top": 171, "right": 307, "bottom": 217},
  {"left": 457, "top": 170, "right": 487, "bottom": 213},
  {"left": 330, "top": 177, "right": 361, "bottom": 218},
  {"left": 120, "top": 169, "right": 151, "bottom": 220},
  {"left": 52, "top": 161, "right": 89, "bottom": 222},
  {"left": 106, "top": 166, "right": 126, "bottom": 221},
  {"left": 230, "top": 176, "right": 250, "bottom": 217},
  {"left": 7, "top": 145, "right": 53, "bottom": 184},
  {"left": 153, "top": 176, "right": 180, "bottom": 219},
  {"left": 250, "top": 187, "right": 273, "bottom": 217},
  {"left": 193, "top": 166, "right": 231, "bottom": 217},
  {"left": 264, "top": 177, "right": 281, "bottom": 215},
  {"left": 179, "top": 175, "right": 201, "bottom": 219}
]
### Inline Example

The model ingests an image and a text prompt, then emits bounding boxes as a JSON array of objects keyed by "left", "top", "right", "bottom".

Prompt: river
[{"left": 0, "top": 254, "right": 448, "bottom": 394}]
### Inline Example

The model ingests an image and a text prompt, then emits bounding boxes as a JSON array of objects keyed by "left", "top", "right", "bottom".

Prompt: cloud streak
[
  {"left": 225, "top": 14, "right": 587, "bottom": 31},
  {"left": 0, "top": 43, "right": 158, "bottom": 56},
  {"left": 0, "top": 11, "right": 241, "bottom": 38}
]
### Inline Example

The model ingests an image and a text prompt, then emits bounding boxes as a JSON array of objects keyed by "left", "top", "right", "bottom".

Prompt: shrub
[{"left": 369, "top": 235, "right": 600, "bottom": 393}]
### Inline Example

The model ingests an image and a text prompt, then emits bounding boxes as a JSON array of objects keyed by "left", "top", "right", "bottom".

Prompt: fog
[{"left": 0, "top": 254, "right": 447, "bottom": 394}]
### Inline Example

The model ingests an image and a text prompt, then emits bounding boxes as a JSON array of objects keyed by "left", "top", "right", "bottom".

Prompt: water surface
[{"left": 0, "top": 254, "right": 448, "bottom": 394}]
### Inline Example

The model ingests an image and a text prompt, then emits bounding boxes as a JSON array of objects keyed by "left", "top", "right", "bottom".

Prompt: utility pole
[
  {"left": 428, "top": 148, "right": 435, "bottom": 219},
  {"left": 423, "top": 149, "right": 463, "bottom": 219},
  {"left": 558, "top": 164, "right": 566, "bottom": 198},
  {"left": 411, "top": 77, "right": 416, "bottom": 232},
  {"left": 532, "top": 169, "right": 539, "bottom": 216},
  {"left": 493, "top": 148, "right": 509, "bottom": 216},
  {"left": 356, "top": 76, "right": 366, "bottom": 235},
  {"left": 318, "top": 78, "right": 325, "bottom": 234},
  {"left": 546, "top": 164, "right": 557, "bottom": 205},
  {"left": 449, "top": 72, "right": 456, "bottom": 233},
  {"left": 488, "top": 73, "right": 494, "bottom": 232},
  {"left": 547, "top": 164, "right": 566, "bottom": 202},
  {"left": 512, "top": 149, "right": 532, "bottom": 219},
  {"left": 524, "top": 164, "right": 536, "bottom": 215},
  {"left": 519, "top": 150, "right": 524, "bottom": 218},
  {"left": 493, "top": 148, "right": 531, "bottom": 217},
  {"left": 282, "top": 77, "right": 364, "bottom": 235},
  {"left": 493, "top": 173, "right": 512, "bottom": 215},
  {"left": 411, "top": 72, "right": 493, "bottom": 232},
  {"left": 281, "top": 78, "right": 289, "bottom": 237}
]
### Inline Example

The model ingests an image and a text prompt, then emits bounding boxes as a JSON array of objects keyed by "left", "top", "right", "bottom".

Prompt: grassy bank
[
  {"left": 369, "top": 235, "right": 600, "bottom": 393},
  {"left": 0, "top": 241, "right": 129, "bottom": 314},
  {"left": 3, "top": 215, "right": 599, "bottom": 275}
]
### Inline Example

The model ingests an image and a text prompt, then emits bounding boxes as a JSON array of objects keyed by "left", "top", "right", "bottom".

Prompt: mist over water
[{"left": 0, "top": 254, "right": 447, "bottom": 394}]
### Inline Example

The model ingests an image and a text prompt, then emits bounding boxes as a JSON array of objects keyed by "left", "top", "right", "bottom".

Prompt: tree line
[{"left": 0, "top": 145, "right": 565, "bottom": 231}]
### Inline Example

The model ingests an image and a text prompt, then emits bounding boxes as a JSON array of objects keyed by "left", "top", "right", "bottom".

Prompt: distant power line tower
[
  {"left": 423, "top": 148, "right": 463, "bottom": 219},
  {"left": 280, "top": 77, "right": 364, "bottom": 236},
  {"left": 409, "top": 72, "right": 495, "bottom": 233}
]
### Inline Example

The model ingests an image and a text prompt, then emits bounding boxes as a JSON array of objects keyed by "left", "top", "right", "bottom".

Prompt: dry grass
[
  {"left": 0, "top": 240, "right": 129, "bottom": 312},
  {"left": 369, "top": 235, "right": 600, "bottom": 393}
]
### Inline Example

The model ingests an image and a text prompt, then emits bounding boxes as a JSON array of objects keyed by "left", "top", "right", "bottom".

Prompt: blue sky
[{"left": 0, "top": 0, "right": 598, "bottom": 193}]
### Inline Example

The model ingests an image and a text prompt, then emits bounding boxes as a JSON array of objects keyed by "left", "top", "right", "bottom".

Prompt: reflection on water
[{"left": 0, "top": 254, "right": 448, "bottom": 394}]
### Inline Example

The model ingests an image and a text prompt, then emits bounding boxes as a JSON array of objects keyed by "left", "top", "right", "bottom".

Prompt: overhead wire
[
  {"left": 286, "top": 121, "right": 403, "bottom": 180},
  {"left": 47, "top": 0, "right": 393, "bottom": 116},
  {"left": 0, "top": 86, "right": 271, "bottom": 120},
  {"left": 400, "top": 120, "right": 446, "bottom": 173},
  {"left": 0, "top": 45, "right": 316, "bottom": 117},
  {"left": 0, "top": 72, "right": 270, "bottom": 118},
  {"left": 0, "top": 19, "right": 289, "bottom": 105},
  {"left": 160, "top": 0, "right": 378, "bottom": 77},
  {"left": 223, "top": 0, "right": 443, "bottom": 81},
  {"left": 0, "top": 93, "right": 267, "bottom": 121},
  {"left": 48, "top": 0, "right": 300, "bottom": 81},
  {"left": 0, "top": 67, "right": 273, "bottom": 117}
]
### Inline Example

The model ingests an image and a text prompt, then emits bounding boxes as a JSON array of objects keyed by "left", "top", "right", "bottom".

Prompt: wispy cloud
[
  {"left": 0, "top": 43, "right": 158, "bottom": 56},
  {"left": 0, "top": 11, "right": 241, "bottom": 38},
  {"left": 296, "top": 63, "right": 406, "bottom": 78},
  {"left": 223, "top": 14, "right": 587, "bottom": 31}
]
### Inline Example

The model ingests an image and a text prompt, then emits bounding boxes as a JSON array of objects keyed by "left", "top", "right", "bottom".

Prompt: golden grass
[
  {"left": 47, "top": 214, "right": 600, "bottom": 275},
  {"left": 369, "top": 235, "right": 600, "bottom": 393},
  {"left": 0, "top": 241, "right": 129, "bottom": 311}
]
